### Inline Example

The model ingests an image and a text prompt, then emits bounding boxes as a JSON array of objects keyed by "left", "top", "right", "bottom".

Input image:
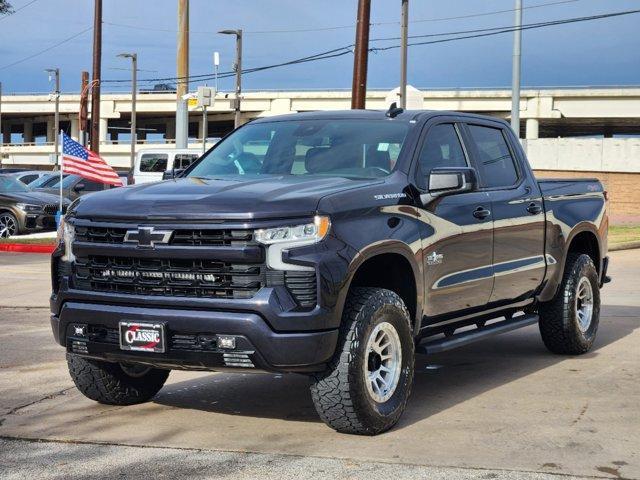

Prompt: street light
[
  {"left": 117, "top": 52, "right": 137, "bottom": 170},
  {"left": 45, "top": 68, "right": 63, "bottom": 217},
  {"left": 218, "top": 29, "right": 242, "bottom": 129}
]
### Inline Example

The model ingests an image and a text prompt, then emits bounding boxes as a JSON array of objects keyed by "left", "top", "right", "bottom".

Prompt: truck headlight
[
  {"left": 255, "top": 216, "right": 330, "bottom": 271},
  {"left": 56, "top": 217, "right": 75, "bottom": 262},
  {"left": 255, "top": 216, "right": 330, "bottom": 245},
  {"left": 16, "top": 203, "right": 43, "bottom": 213}
]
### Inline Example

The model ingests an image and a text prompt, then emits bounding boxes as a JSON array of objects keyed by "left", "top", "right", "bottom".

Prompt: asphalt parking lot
[{"left": 0, "top": 250, "right": 638, "bottom": 479}]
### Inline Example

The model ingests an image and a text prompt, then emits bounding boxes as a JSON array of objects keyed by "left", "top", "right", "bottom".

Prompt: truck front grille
[
  {"left": 44, "top": 204, "right": 67, "bottom": 215},
  {"left": 75, "top": 226, "right": 254, "bottom": 246},
  {"left": 73, "top": 255, "right": 265, "bottom": 299}
]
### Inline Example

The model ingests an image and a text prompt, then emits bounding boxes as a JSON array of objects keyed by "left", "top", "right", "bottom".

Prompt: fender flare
[{"left": 335, "top": 239, "right": 424, "bottom": 333}]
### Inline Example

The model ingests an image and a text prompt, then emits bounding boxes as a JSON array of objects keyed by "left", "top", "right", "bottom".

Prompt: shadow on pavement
[{"left": 153, "top": 305, "right": 639, "bottom": 428}]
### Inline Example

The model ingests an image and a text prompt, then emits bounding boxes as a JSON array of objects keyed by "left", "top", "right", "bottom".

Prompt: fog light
[
  {"left": 73, "top": 324, "right": 87, "bottom": 337},
  {"left": 217, "top": 335, "right": 236, "bottom": 350}
]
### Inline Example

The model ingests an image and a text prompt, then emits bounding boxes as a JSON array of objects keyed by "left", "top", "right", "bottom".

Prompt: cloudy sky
[{"left": 0, "top": 0, "right": 638, "bottom": 94}]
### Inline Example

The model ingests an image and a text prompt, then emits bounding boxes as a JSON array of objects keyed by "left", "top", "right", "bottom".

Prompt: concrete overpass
[{"left": 1, "top": 86, "right": 639, "bottom": 222}]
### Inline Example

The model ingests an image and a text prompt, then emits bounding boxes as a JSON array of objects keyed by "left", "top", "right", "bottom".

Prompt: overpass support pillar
[
  {"left": 99, "top": 118, "right": 108, "bottom": 144},
  {"left": 526, "top": 118, "right": 539, "bottom": 140},
  {"left": 23, "top": 120, "right": 33, "bottom": 144}
]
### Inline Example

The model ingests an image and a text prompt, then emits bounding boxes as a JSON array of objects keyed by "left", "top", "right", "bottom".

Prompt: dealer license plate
[{"left": 119, "top": 322, "right": 166, "bottom": 353}]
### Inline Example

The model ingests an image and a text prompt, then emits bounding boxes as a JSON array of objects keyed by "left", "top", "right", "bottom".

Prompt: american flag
[{"left": 61, "top": 132, "right": 122, "bottom": 186}]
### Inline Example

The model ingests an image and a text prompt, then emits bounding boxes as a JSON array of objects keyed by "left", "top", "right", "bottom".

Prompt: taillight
[{"left": 603, "top": 190, "right": 608, "bottom": 201}]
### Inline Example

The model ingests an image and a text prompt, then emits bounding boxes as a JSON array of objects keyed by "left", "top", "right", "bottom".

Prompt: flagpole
[{"left": 59, "top": 131, "right": 64, "bottom": 218}]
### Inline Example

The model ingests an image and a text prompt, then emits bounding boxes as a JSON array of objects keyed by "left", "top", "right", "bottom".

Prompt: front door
[
  {"left": 415, "top": 121, "right": 494, "bottom": 317},
  {"left": 464, "top": 122, "right": 546, "bottom": 303}
]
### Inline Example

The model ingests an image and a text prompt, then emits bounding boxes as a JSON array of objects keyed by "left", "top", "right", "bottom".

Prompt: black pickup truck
[{"left": 50, "top": 109, "right": 609, "bottom": 435}]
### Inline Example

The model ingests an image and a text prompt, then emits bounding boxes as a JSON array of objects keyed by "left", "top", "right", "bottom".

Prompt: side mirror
[
  {"left": 73, "top": 183, "right": 86, "bottom": 192},
  {"left": 427, "top": 167, "right": 477, "bottom": 197}
]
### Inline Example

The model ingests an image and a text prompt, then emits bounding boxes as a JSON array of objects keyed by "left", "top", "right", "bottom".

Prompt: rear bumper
[{"left": 51, "top": 301, "right": 339, "bottom": 373}]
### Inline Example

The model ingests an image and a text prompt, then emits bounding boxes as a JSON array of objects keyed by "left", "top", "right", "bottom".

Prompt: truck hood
[
  {"left": 0, "top": 191, "right": 66, "bottom": 205},
  {"left": 72, "top": 176, "right": 382, "bottom": 221}
]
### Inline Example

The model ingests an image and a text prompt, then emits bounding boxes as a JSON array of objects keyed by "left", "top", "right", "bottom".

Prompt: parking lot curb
[
  {"left": 0, "top": 243, "right": 55, "bottom": 254},
  {"left": 609, "top": 241, "right": 640, "bottom": 252}
]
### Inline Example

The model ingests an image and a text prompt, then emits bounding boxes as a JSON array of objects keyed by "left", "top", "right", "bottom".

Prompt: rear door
[
  {"left": 463, "top": 121, "right": 545, "bottom": 303},
  {"left": 416, "top": 119, "right": 494, "bottom": 317}
]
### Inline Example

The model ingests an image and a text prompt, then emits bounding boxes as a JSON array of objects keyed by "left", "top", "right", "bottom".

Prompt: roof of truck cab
[{"left": 250, "top": 109, "right": 511, "bottom": 126}]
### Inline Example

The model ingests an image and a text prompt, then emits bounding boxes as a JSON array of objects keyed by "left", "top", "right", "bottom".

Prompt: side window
[
  {"left": 83, "top": 180, "right": 104, "bottom": 192},
  {"left": 20, "top": 174, "right": 38, "bottom": 184},
  {"left": 467, "top": 125, "right": 519, "bottom": 188},
  {"left": 174, "top": 154, "right": 199, "bottom": 170},
  {"left": 139, "top": 153, "right": 169, "bottom": 173},
  {"left": 418, "top": 124, "right": 467, "bottom": 176}
]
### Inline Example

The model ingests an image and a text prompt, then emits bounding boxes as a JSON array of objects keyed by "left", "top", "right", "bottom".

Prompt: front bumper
[
  {"left": 23, "top": 212, "right": 58, "bottom": 231},
  {"left": 51, "top": 301, "right": 339, "bottom": 373}
]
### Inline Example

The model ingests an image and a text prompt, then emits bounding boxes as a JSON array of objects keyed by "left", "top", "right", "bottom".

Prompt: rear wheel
[
  {"left": 0, "top": 212, "right": 18, "bottom": 238},
  {"left": 309, "top": 287, "right": 415, "bottom": 435},
  {"left": 539, "top": 254, "right": 600, "bottom": 354},
  {"left": 67, "top": 354, "right": 170, "bottom": 405}
]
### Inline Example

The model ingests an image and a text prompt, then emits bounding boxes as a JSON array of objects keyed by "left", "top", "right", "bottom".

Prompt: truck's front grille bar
[
  {"left": 73, "top": 255, "right": 265, "bottom": 299},
  {"left": 75, "top": 226, "right": 254, "bottom": 247}
]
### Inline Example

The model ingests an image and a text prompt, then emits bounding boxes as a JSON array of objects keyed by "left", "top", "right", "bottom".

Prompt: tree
[{"left": 0, "top": 1, "right": 13, "bottom": 15}]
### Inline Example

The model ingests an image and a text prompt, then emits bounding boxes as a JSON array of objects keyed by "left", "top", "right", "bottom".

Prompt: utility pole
[
  {"left": 79, "top": 71, "right": 89, "bottom": 146},
  {"left": 176, "top": 0, "right": 189, "bottom": 148},
  {"left": 219, "top": 29, "right": 242, "bottom": 128},
  {"left": 90, "top": 0, "right": 102, "bottom": 152},
  {"left": 400, "top": 0, "right": 409, "bottom": 109},
  {"left": 46, "top": 68, "right": 62, "bottom": 215},
  {"left": 118, "top": 53, "right": 137, "bottom": 170},
  {"left": 351, "top": 0, "right": 371, "bottom": 109},
  {"left": 511, "top": 0, "right": 523, "bottom": 137}
]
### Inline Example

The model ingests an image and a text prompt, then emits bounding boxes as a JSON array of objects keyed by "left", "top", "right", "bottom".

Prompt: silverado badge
[{"left": 426, "top": 251, "right": 444, "bottom": 265}]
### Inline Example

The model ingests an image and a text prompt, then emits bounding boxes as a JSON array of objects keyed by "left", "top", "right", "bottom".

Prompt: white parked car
[{"left": 132, "top": 149, "right": 201, "bottom": 184}]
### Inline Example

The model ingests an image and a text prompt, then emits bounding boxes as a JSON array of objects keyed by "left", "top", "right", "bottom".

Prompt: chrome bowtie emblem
[
  {"left": 124, "top": 227, "right": 173, "bottom": 249},
  {"left": 426, "top": 251, "right": 444, "bottom": 265}
]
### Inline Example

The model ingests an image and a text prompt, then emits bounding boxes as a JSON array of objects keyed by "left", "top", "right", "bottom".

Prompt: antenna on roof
[{"left": 385, "top": 102, "right": 404, "bottom": 118}]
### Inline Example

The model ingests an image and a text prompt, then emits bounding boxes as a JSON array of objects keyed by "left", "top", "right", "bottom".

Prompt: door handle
[
  {"left": 473, "top": 206, "right": 491, "bottom": 220},
  {"left": 526, "top": 202, "right": 542, "bottom": 215}
]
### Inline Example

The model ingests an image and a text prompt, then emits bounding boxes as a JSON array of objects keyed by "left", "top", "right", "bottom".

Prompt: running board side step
[{"left": 416, "top": 314, "right": 539, "bottom": 355}]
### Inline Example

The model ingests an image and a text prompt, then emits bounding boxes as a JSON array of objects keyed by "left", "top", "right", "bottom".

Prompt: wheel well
[
  {"left": 567, "top": 231, "right": 600, "bottom": 273},
  {"left": 350, "top": 253, "right": 417, "bottom": 323}
]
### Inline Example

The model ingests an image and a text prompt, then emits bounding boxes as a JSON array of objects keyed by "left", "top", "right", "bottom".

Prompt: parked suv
[
  {"left": 0, "top": 174, "right": 69, "bottom": 237},
  {"left": 51, "top": 109, "right": 609, "bottom": 434}
]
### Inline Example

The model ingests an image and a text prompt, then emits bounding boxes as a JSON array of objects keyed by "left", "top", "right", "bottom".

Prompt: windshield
[
  {"left": 0, "top": 175, "right": 30, "bottom": 193},
  {"left": 188, "top": 119, "right": 409, "bottom": 180}
]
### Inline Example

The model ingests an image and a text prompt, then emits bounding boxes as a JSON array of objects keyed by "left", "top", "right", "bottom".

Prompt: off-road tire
[
  {"left": 310, "top": 287, "right": 414, "bottom": 435},
  {"left": 67, "top": 354, "right": 170, "bottom": 405},
  {"left": 539, "top": 253, "right": 600, "bottom": 354}
]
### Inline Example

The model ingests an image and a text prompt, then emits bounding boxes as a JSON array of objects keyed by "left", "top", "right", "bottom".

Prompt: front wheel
[
  {"left": 539, "top": 254, "right": 600, "bottom": 354},
  {"left": 310, "top": 287, "right": 415, "bottom": 435},
  {"left": 0, "top": 212, "right": 18, "bottom": 238},
  {"left": 67, "top": 354, "right": 170, "bottom": 405}
]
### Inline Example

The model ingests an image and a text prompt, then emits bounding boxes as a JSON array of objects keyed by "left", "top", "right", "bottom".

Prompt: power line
[
  {"left": 0, "top": 0, "right": 41, "bottom": 21},
  {"left": 0, "top": 27, "right": 93, "bottom": 71},
  {"left": 103, "top": 0, "right": 582, "bottom": 36},
  {"left": 102, "top": 8, "right": 640, "bottom": 87},
  {"left": 372, "top": 9, "right": 640, "bottom": 53}
]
